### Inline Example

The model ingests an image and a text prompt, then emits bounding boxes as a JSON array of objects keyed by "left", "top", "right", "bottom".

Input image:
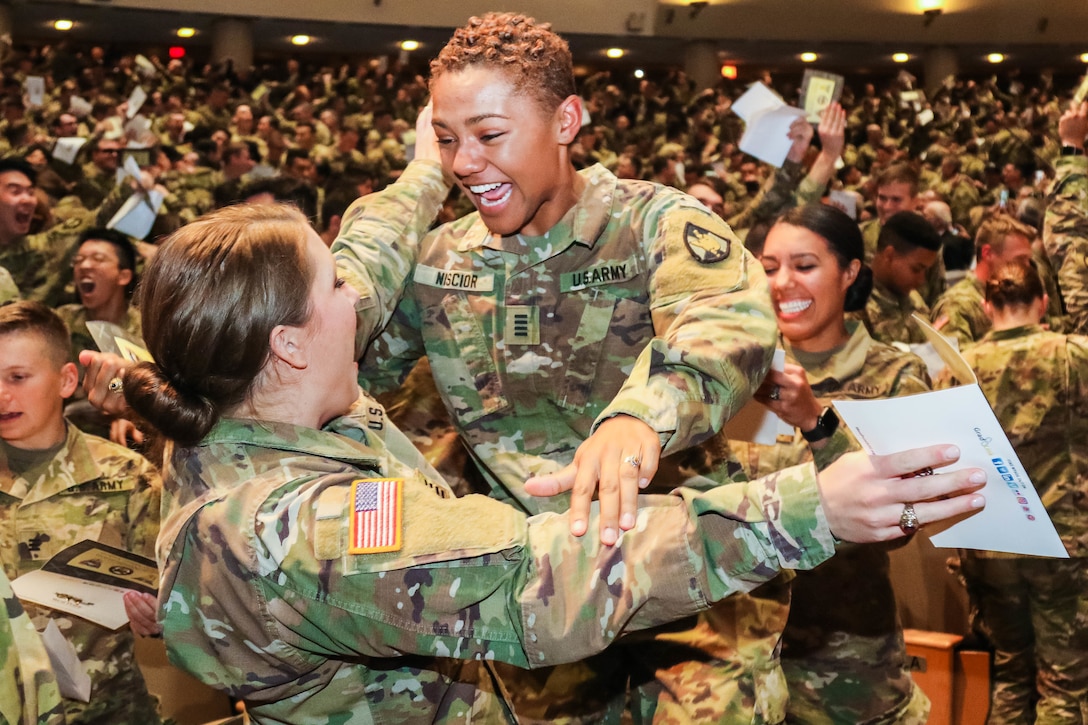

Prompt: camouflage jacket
[
  {"left": 54, "top": 305, "right": 142, "bottom": 369},
  {"left": 932, "top": 274, "right": 989, "bottom": 349},
  {"left": 856, "top": 280, "right": 930, "bottom": 346},
  {"left": 361, "top": 163, "right": 777, "bottom": 514},
  {"left": 732, "top": 320, "right": 931, "bottom": 724},
  {"left": 0, "top": 424, "right": 161, "bottom": 725},
  {"left": 156, "top": 408, "right": 835, "bottom": 725},
  {"left": 0, "top": 568, "right": 66, "bottom": 725},
  {"left": 0, "top": 214, "right": 93, "bottom": 308},
  {"left": 946, "top": 325, "right": 1088, "bottom": 557},
  {"left": 1043, "top": 154, "right": 1088, "bottom": 334}
]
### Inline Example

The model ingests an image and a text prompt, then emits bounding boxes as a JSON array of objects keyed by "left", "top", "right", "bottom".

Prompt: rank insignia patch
[
  {"left": 348, "top": 478, "right": 403, "bottom": 554},
  {"left": 683, "top": 222, "right": 731, "bottom": 263}
]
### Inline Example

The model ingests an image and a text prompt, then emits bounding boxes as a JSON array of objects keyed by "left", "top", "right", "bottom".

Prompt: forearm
[{"left": 333, "top": 159, "right": 449, "bottom": 354}]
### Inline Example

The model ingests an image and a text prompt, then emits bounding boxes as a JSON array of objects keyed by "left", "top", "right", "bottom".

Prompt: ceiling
[{"left": 8, "top": 0, "right": 1088, "bottom": 80}]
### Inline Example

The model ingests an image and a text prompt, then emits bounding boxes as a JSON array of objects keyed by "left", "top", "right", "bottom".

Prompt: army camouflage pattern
[
  {"left": 731, "top": 321, "right": 932, "bottom": 725},
  {"left": 0, "top": 425, "right": 161, "bottom": 725},
  {"left": 360, "top": 162, "right": 779, "bottom": 721},
  {"left": 0, "top": 213, "right": 94, "bottom": 308},
  {"left": 931, "top": 274, "right": 990, "bottom": 349},
  {"left": 853, "top": 280, "right": 930, "bottom": 346},
  {"left": 156, "top": 407, "right": 835, "bottom": 725},
  {"left": 937, "top": 324, "right": 1088, "bottom": 724},
  {"left": 0, "top": 568, "right": 66, "bottom": 725},
  {"left": 958, "top": 556, "right": 1088, "bottom": 725},
  {"left": 1044, "top": 155, "right": 1088, "bottom": 334},
  {"left": 54, "top": 305, "right": 143, "bottom": 367}
]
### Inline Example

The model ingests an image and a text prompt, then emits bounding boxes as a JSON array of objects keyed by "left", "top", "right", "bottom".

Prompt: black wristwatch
[
  {"left": 1060, "top": 145, "right": 1085, "bottom": 157},
  {"left": 801, "top": 406, "right": 840, "bottom": 443}
]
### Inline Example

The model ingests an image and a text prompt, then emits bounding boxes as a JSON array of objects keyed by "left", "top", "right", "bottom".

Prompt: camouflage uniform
[
  {"left": 74, "top": 164, "right": 115, "bottom": 211},
  {"left": 931, "top": 274, "right": 990, "bottom": 349},
  {"left": 361, "top": 163, "right": 780, "bottom": 723},
  {"left": 854, "top": 280, "right": 930, "bottom": 346},
  {"left": 0, "top": 425, "right": 162, "bottom": 725},
  {"left": 156, "top": 409, "right": 836, "bottom": 725},
  {"left": 0, "top": 214, "right": 93, "bottom": 308},
  {"left": 1043, "top": 154, "right": 1088, "bottom": 334},
  {"left": 939, "top": 325, "right": 1088, "bottom": 724},
  {"left": 0, "top": 567, "right": 66, "bottom": 725},
  {"left": 54, "top": 305, "right": 142, "bottom": 368},
  {"left": 731, "top": 321, "right": 932, "bottom": 725}
]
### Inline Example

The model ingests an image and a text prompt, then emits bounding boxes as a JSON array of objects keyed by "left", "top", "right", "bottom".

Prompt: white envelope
[
  {"left": 107, "top": 189, "right": 163, "bottom": 240},
  {"left": 24, "top": 76, "right": 45, "bottom": 108},
  {"left": 126, "top": 86, "right": 147, "bottom": 119},
  {"left": 732, "top": 82, "right": 807, "bottom": 168},
  {"left": 41, "top": 620, "right": 92, "bottom": 702}
]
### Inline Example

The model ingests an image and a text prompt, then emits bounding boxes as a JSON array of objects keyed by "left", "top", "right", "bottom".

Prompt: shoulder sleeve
[
  {"left": 597, "top": 195, "right": 777, "bottom": 453},
  {"left": 332, "top": 159, "right": 449, "bottom": 357},
  {"left": 1045, "top": 156, "right": 1088, "bottom": 334}
]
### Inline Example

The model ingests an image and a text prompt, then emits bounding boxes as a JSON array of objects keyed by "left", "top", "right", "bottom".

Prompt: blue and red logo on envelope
[{"left": 348, "top": 478, "right": 403, "bottom": 554}]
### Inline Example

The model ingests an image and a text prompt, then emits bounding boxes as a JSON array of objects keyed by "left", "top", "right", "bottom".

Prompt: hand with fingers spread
[
  {"left": 786, "top": 116, "right": 816, "bottom": 163},
  {"left": 524, "top": 414, "right": 660, "bottom": 546},
  {"left": 817, "top": 444, "right": 986, "bottom": 543},
  {"left": 1058, "top": 100, "right": 1088, "bottom": 150}
]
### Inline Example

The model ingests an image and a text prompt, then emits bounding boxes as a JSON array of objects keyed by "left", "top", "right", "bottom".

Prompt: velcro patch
[
  {"left": 348, "top": 478, "right": 403, "bottom": 554},
  {"left": 683, "top": 222, "right": 731, "bottom": 263},
  {"left": 414, "top": 264, "right": 495, "bottom": 292}
]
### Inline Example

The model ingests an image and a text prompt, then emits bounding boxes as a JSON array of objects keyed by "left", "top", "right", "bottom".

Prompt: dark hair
[
  {"left": 875, "top": 163, "right": 919, "bottom": 196},
  {"left": 877, "top": 211, "right": 942, "bottom": 253},
  {"left": 123, "top": 203, "right": 314, "bottom": 446},
  {"left": 430, "top": 13, "right": 576, "bottom": 114},
  {"left": 77, "top": 227, "right": 138, "bottom": 297},
  {"left": 0, "top": 156, "right": 37, "bottom": 186},
  {"left": 985, "top": 258, "right": 1044, "bottom": 311},
  {"left": 0, "top": 300, "right": 71, "bottom": 366},
  {"left": 239, "top": 177, "right": 319, "bottom": 224},
  {"left": 775, "top": 204, "right": 874, "bottom": 312}
]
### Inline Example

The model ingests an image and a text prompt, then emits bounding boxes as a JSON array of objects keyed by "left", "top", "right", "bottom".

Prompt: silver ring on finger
[
  {"left": 899, "top": 502, "right": 920, "bottom": 535},
  {"left": 623, "top": 455, "right": 641, "bottom": 468},
  {"left": 768, "top": 384, "right": 781, "bottom": 401}
]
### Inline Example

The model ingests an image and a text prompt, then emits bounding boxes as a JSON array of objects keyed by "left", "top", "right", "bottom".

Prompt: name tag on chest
[
  {"left": 560, "top": 262, "right": 636, "bottom": 292},
  {"left": 414, "top": 264, "right": 495, "bottom": 292}
]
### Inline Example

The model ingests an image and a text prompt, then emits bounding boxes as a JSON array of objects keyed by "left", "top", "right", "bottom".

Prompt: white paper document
[
  {"left": 724, "top": 349, "right": 792, "bottom": 445},
  {"left": 107, "top": 189, "right": 164, "bottom": 240},
  {"left": 52, "top": 136, "right": 87, "bottom": 165},
  {"left": 732, "top": 82, "right": 807, "bottom": 168},
  {"left": 834, "top": 316, "right": 1067, "bottom": 557},
  {"left": 126, "top": 86, "right": 147, "bottom": 118},
  {"left": 41, "top": 620, "right": 92, "bottom": 702},
  {"left": 24, "top": 76, "right": 45, "bottom": 108},
  {"left": 14, "top": 570, "right": 137, "bottom": 630}
]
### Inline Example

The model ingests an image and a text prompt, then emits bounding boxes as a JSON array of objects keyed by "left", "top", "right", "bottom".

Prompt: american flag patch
[{"left": 348, "top": 478, "right": 403, "bottom": 554}]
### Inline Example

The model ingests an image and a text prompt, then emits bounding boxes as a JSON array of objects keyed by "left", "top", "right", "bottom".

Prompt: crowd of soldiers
[{"left": 1, "top": 31, "right": 1087, "bottom": 725}]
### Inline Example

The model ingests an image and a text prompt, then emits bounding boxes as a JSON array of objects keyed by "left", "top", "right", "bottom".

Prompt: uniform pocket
[{"left": 433, "top": 293, "right": 510, "bottom": 426}]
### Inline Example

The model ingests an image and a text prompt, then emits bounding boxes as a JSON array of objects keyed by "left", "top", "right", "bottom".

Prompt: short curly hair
[{"left": 430, "top": 13, "right": 576, "bottom": 112}]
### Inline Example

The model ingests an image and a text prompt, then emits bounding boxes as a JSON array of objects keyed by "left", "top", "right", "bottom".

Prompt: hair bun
[{"left": 124, "top": 362, "right": 218, "bottom": 447}]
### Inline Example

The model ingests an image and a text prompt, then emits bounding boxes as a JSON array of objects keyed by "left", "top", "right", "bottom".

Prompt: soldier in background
[
  {"left": 0, "top": 566, "right": 66, "bottom": 725},
  {"left": 937, "top": 259, "right": 1088, "bottom": 724}
]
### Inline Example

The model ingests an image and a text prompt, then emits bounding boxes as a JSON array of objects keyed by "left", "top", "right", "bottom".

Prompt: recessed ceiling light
[
  {"left": 634, "top": 69, "right": 645, "bottom": 79},
  {"left": 400, "top": 40, "right": 420, "bottom": 52},
  {"left": 800, "top": 52, "right": 818, "bottom": 63},
  {"left": 987, "top": 52, "right": 1005, "bottom": 64},
  {"left": 1080, "top": 52, "right": 1088, "bottom": 64},
  {"left": 53, "top": 19, "right": 74, "bottom": 32},
  {"left": 176, "top": 27, "right": 196, "bottom": 39},
  {"left": 606, "top": 48, "right": 624, "bottom": 59},
  {"left": 892, "top": 53, "right": 910, "bottom": 63},
  {"left": 291, "top": 35, "right": 311, "bottom": 46}
]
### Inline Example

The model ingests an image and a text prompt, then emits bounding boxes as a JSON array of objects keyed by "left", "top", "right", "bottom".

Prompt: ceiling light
[
  {"left": 800, "top": 52, "right": 818, "bottom": 63},
  {"left": 53, "top": 19, "right": 74, "bottom": 32},
  {"left": 176, "top": 27, "right": 196, "bottom": 39},
  {"left": 634, "top": 69, "right": 645, "bottom": 79},
  {"left": 400, "top": 40, "right": 420, "bottom": 52},
  {"left": 919, "top": 0, "right": 942, "bottom": 9},
  {"left": 606, "top": 48, "right": 624, "bottom": 59},
  {"left": 720, "top": 64, "right": 738, "bottom": 80},
  {"left": 987, "top": 53, "right": 1005, "bottom": 64},
  {"left": 892, "top": 53, "right": 910, "bottom": 63},
  {"left": 1080, "top": 53, "right": 1088, "bottom": 64},
  {"left": 291, "top": 35, "right": 311, "bottom": 46}
]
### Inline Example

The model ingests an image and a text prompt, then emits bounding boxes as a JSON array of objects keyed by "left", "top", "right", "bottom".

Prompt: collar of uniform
[
  {"left": 983, "top": 323, "right": 1044, "bottom": 342},
  {"left": 200, "top": 416, "right": 381, "bottom": 469},
  {"left": 0, "top": 423, "right": 105, "bottom": 502},
  {"left": 454, "top": 164, "right": 618, "bottom": 254},
  {"left": 870, "top": 279, "right": 914, "bottom": 311},
  {"left": 784, "top": 319, "right": 874, "bottom": 391}
]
